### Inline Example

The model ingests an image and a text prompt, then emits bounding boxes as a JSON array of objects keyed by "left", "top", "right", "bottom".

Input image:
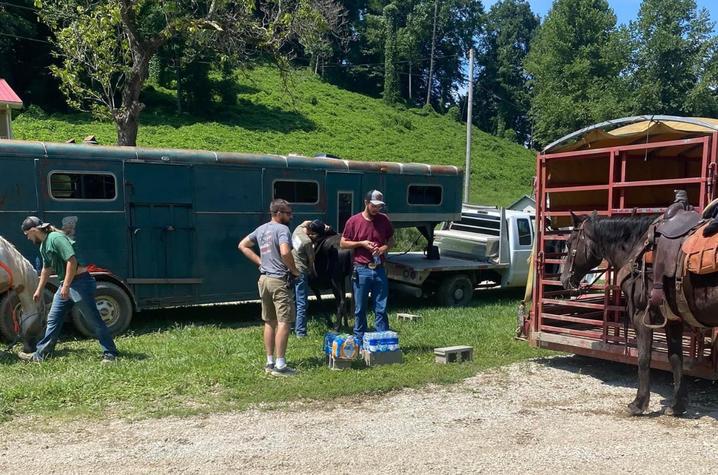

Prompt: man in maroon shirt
[{"left": 340, "top": 190, "right": 394, "bottom": 345}]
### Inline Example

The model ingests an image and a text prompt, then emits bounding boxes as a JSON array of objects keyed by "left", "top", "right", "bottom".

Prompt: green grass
[
  {"left": 0, "top": 289, "right": 551, "bottom": 422},
  {"left": 12, "top": 67, "right": 535, "bottom": 206}
]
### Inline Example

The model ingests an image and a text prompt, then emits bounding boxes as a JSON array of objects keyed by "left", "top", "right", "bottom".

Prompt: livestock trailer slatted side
[{"left": 527, "top": 116, "right": 718, "bottom": 379}]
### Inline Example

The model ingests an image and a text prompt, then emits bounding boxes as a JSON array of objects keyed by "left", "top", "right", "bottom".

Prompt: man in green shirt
[{"left": 18, "top": 216, "right": 118, "bottom": 363}]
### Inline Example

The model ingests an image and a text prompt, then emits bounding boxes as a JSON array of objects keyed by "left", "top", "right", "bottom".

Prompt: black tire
[
  {"left": 437, "top": 274, "right": 474, "bottom": 307},
  {"left": 0, "top": 289, "right": 52, "bottom": 351},
  {"left": 72, "top": 281, "right": 133, "bottom": 337}
]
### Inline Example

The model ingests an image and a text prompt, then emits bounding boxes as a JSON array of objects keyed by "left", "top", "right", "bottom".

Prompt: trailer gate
[{"left": 527, "top": 117, "right": 718, "bottom": 379}]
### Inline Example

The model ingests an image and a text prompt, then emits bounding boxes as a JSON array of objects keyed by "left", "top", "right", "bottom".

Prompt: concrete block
[
  {"left": 434, "top": 345, "right": 473, "bottom": 364},
  {"left": 328, "top": 355, "right": 353, "bottom": 370},
  {"left": 397, "top": 313, "right": 422, "bottom": 322},
  {"left": 363, "top": 349, "right": 403, "bottom": 366}
]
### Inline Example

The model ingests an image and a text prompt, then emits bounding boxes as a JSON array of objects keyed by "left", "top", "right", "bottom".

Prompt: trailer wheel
[
  {"left": 0, "top": 289, "right": 52, "bottom": 350},
  {"left": 72, "top": 281, "right": 133, "bottom": 337},
  {"left": 437, "top": 274, "right": 474, "bottom": 307}
]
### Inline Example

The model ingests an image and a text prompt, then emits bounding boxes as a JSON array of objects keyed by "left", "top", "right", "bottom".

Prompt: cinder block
[
  {"left": 363, "top": 349, "right": 403, "bottom": 366},
  {"left": 328, "top": 355, "right": 353, "bottom": 370},
  {"left": 397, "top": 313, "right": 422, "bottom": 322},
  {"left": 434, "top": 345, "right": 473, "bottom": 364}
]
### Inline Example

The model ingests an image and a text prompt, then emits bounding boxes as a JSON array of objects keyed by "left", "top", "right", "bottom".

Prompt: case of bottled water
[{"left": 362, "top": 331, "right": 399, "bottom": 353}]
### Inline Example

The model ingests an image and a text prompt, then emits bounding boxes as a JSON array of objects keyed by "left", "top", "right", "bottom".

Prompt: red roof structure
[{"left": 0, "top": 79, "right": 23, "bottom": 108}]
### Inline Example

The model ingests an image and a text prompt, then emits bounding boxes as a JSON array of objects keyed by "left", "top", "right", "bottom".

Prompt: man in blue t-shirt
[{"left": 239, "top": 199, "right": 300, "bottom": 376}]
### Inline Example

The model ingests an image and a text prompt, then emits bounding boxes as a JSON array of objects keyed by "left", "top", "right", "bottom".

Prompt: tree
[
  {"left": 37, "top": 0, "right": 328, "bottom": 146},
  {"left": 630, "top": 0, "right": 718, "bottom": 116},
  {"left": 524, "top": 0, "right": 631, "bottom": 148},
  {"left": 383, "top": 3, "right": 400, "bottom": 103},
  {"left": 474, "top": 0, "right": 538, "bottom": 144}
]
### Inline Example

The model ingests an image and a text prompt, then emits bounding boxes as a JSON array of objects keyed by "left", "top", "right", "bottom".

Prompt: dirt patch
[{"left": 3, "top": 355, "right": 718, "bottom": 473}]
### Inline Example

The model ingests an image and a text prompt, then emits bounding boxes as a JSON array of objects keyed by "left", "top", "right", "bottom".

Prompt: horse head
[{"left": 559, "top": 211, "right": 603, "bottom": 290}]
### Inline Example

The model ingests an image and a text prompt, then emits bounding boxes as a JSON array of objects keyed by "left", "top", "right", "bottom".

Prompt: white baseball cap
[{"left": 366, "top": 190, "right": 385, "bottom": 206}]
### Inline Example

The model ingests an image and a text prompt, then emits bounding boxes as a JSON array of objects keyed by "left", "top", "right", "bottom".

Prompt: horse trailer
[
  {"left": 0, "top": 140, "right": 462, "bottom": 339},
  {"left": 522, "top": 115, "right": 718, "bottom": 379}
]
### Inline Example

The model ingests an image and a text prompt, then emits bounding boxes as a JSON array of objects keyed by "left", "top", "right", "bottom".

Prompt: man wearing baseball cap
[
  {"left": 18, "top": 216, "right": 118, "bottom": 363},
  {"left": 340, "top": 190, "right": 394, "bottom": 345}
]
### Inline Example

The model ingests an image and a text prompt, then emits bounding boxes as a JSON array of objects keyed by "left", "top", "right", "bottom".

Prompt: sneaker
[
  {"left": 271, "top": 365, "right": 297, "bottom": 377},
  {"left": 17, "top": 351, "right": 37, "bottom": 362},
  {"left": 101, "top": 354, "right": 117, "bottom": 365},
  {"left": 264, "top": 363, "right": 275, "bottom": 374}
]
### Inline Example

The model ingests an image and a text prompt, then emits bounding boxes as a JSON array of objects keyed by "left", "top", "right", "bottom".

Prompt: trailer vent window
[
  {"left": 408, "top": 185, "right": 442, "bottom": 205},
  {"left": 273, "top": 180, "right": 319, "bottom": 204},
  {"left": 50, "top": 172, "right": 117, "bottom": 200}
]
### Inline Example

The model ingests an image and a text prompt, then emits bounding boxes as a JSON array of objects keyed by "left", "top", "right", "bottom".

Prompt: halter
[{"left": 566, "top": 220, "right": 594, "bottom": 285}]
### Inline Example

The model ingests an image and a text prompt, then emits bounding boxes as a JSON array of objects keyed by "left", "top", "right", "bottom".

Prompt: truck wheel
[
  {"left": 0, "top": 289, "right": 52, "bottom": 350},
  {"left": 72, "top": 281, "right": 133, "bottom": 337},
  {"left": 438, "top": 274, "right": 474, "bottom": 306}
]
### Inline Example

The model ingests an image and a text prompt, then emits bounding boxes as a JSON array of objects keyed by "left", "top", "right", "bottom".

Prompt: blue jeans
[
  {"left": 294, "top": 272, "right": 309, "bottom": 336},
  {"left": 34, "top": 273, "right": 118, "bottom": 360},
  {"left": 353, "top": 265, "right": 389, "bottom": 345}
]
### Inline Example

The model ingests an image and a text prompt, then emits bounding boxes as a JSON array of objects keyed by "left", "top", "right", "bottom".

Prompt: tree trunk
[
  {"left": 425, "top": 0, "right": 439, "bottom": 106},
  {"left": 115, "top": 54, "right": 151, "bottom": 146}
]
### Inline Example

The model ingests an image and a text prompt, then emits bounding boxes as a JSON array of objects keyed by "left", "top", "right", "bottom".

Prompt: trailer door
[
  {"left": 325, "top": 172, "right": 363, "bottom": 232},
  {"left": 125, "top": 162, "right": 198, "bottom": 306}
]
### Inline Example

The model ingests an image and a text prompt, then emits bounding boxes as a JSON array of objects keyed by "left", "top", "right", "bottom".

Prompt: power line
[
  {"left": 0, "top": 1, "right": 38, "bottom": 12},
  {"left": 0, "top": 31, "right": 51, "bottom": 44}
]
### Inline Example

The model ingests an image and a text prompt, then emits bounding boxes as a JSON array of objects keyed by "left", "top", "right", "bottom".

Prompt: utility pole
[
  {"left": 408, "top": 61, "right": 412, "bottom": 100},
  {"left": 464, "top": 48, "right": 474, "bottom": 204},
  {"left": 426, "top": 0, "right": 439, "bottom": 106}
]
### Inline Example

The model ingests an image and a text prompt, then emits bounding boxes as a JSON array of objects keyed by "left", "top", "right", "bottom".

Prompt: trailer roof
[
  {"left": 0, "top": 139, "right": 460, "bottom": 176},
  {"left": 543, "top": 115, "right": 718, "bottom": 153}
]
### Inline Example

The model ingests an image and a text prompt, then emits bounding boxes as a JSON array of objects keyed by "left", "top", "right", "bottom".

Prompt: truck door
[
  {"left": 125, "top": 162, "right": 198, "bottom": 305},
  {"left": 503, "top": 216, "right": 533, "bottom": 287}
]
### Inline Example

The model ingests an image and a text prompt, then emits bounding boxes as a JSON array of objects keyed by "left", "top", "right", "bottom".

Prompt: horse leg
[
  {"left": 628, "top": 311, "right": 654, "bottom": 415},
  {"left": 330, "top": 279, "right": 343, "bottom": 332},
  {"left": 311, "top": 284, "right": 331, "bottom": 328},
  {"left": 664, "top": 322, "right": 688, "bottom": 416}
]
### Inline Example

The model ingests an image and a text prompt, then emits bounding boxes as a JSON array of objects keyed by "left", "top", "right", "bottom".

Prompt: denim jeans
[
  {"left": 353, "top": 265, "right": 389, "bottom": 345},
  {"left": 34, "top": 273, "right": 118, "bottom": 360},
  {"left": 294, "top": 272, "right": 309, "bottom": 336}
]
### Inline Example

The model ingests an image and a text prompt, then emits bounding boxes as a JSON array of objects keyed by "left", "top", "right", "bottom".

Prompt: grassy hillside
[{"left": 12, "top": 67, "right": 535, "bottom": 205}]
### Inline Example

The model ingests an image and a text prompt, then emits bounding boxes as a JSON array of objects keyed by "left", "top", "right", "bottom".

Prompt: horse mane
[{"left": 587, "top": 215, "right": 657, "bottom": 253}]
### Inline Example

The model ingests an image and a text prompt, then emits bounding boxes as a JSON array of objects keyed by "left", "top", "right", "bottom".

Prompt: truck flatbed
[{"left": 385, "top": 252, "right": 509, "bottom": 272}]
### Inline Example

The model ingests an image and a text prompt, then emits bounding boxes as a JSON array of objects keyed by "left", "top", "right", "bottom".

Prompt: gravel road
[{"left": 3, "top": 355, "right": 718, "bottom": 474}]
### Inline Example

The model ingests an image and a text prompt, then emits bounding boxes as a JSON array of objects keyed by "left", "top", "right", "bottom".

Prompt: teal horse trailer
[{"left": 0, "top": 140, "right": 462, "bottom": 338}]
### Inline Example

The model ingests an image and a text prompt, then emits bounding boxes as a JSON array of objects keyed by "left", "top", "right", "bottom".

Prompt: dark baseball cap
[
  {"left": 21, "top": 216, "right": 50, "bottom": 232},
  {"left": 308, "top": 219, "right": 326, "bottom": 233}
]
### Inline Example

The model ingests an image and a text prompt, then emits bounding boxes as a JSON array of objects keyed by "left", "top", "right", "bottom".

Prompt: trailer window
[
  {"left": 517, "top": 218, "right": 532, "bottom": 246},
  {"left": 408, "top": 185, "right": 442, "bottom": 205},
  {"left": 50, "top": 172, "right": 116, "bottom": 200},
  {"left": 273, "top": 180, "right": 319, "bottom": 204}
]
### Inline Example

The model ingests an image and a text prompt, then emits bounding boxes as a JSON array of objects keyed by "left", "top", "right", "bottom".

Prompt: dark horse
[
  {"left": 559, "top": 212, "right": 718, "bottom": 416},
  {"left": 309, "top": 231, "right": 353, "bottom": 330}
]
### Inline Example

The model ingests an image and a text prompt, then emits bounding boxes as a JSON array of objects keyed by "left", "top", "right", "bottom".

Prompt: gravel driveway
[{"left": 2, "top": 355, "right": 718, "bottom": 474}]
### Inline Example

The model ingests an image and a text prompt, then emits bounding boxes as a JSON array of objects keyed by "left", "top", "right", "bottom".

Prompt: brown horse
[{"left": 558, "top": 212, "right": 718, "bottom": 416}]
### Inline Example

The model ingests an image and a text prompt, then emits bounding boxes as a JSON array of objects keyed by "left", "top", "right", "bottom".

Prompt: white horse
[{"left": 0, "top": 236, "right": 44, "bottom": 352}]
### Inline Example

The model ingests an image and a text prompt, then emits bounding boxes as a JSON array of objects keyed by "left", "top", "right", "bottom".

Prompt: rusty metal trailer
[{"left": 523, "top": 116, "right": 718, "bottom": 379}]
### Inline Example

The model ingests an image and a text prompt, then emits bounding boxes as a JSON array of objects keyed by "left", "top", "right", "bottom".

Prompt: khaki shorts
[{"left": 258, "top": 275, "right": 296, "bottom": 323}]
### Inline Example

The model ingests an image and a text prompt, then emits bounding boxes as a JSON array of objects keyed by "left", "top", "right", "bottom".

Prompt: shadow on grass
[
  {"left": 43, "top": 100, "right": 316, "bottom": 135},
  {"left": 535, "top": 354, "right": 718, "bottom": 420}
]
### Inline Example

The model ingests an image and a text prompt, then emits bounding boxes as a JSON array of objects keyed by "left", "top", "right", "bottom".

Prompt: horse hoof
[
  {"left": 627, "top": 402, "right": 645, "bottom": 416},
  {"left": 664, "top": 406, "right": 687, "bottom": 417}
]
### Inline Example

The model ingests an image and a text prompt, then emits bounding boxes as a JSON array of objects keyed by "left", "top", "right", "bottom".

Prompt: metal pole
[{"left": 464, "top": 48, "right": 474, "bottom": 203}]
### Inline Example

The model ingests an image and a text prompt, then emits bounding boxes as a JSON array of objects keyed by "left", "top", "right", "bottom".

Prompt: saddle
[{"left": 651, "top": 209, "right": 708, "bottom": 328}]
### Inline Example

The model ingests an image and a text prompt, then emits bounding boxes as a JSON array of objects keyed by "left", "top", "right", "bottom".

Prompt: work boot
[{"left": 649, "top": 287, "right": 665, "bottom": 310}]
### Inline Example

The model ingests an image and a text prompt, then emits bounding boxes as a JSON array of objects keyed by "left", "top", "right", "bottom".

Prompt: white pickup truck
[{"left": 385, "top": 204, "right": 534, "bottom": 306}]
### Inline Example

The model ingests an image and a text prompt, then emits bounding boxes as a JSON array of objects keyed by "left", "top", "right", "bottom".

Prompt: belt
[{"left": 355, "top": 262, "right": 383, "bottom": 270}]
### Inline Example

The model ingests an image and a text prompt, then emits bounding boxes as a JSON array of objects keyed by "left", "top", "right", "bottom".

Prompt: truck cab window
[
  {"left": 49, "top": 172, "right": 116, "bottom": 200},
  {"left": 517, "top": 218, "right": 532, "bottom": 246}
]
